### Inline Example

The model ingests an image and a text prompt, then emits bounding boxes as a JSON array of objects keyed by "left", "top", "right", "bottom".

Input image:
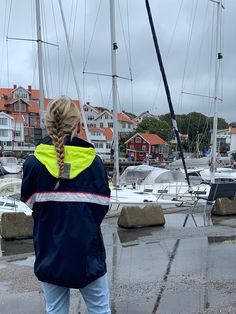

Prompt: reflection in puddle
[{"left": 107, "top": 213, "right": 236, "bottom": 314}]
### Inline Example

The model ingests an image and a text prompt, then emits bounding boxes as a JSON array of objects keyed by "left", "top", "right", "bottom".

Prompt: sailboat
[{"left": 108, "top": 0, "right": 213, "bottom": 210}]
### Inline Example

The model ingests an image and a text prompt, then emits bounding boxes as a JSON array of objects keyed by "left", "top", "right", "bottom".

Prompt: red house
[{"left": 125, "top": 132, "right": 168, "bottom": 161}]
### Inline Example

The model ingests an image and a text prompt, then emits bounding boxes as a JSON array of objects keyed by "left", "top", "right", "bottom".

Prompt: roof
[
  {"left": 0, "top": 111, "right": 13, "bottom": 120},
  {"left": 125, "top": 132, "right": 167, "bottom": 145},
  {"left": 95, "top": 110, "right": 112, "bottom": 120},
  {"left": 83, "top": 102, "right": 100, "bottom": 113},
  {"left": 0, "top": 100, "right": 7, "bottom": 111},
  {"left": 95, "top": 111, "right": 133, "bottom": 123},
  {"left": 117, "top": 113, "right": 133, "bottom": 123},
  {"left": 138, "top": 111, "right": 159, "bottom": 119},
  {"left": 78, "top": 126, "right": 113, "bottom": 142},
  {"left": 0, "top": 88, "right": 12, "bottom": 98},
  {"left": 139, "top": 133, "right": 166, "bottom": 145},
  {"left": 103, "top": 128, "right": 113, "bottom": 141},
  {"left": 9, "top": 113, "right": 25, "bottom": 122}
]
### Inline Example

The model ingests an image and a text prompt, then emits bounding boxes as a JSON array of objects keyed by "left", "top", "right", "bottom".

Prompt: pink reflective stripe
[{"left": 25, "top": 192, "right": 110, "bottom": 209}]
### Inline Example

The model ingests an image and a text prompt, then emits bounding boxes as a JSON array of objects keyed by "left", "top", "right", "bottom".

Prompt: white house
[
  {"left": 0, "top": 112, "right": 14, "bottom": 146},
  {"left": 79, "top": 126, "right": 113, "bottom": 160},
  {"left": 94, "top": 110, "right": 134, "bottom": 133},
  {"left": 136, "top": 110, "right": 159, "bottom": 123},
  {"left": 210, "top": 126, "right": 236, "bottom": 157},
  {"left": 0, "top": 111, "right": 29, "bottom": 154},
  {"left": 83, "top": 102, "right": 101, "bottom": 127}
]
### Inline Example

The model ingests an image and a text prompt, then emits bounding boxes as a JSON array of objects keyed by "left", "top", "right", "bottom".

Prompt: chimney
[
  {"left": 28, "top": 85, "right": 32, "bottom": 92},
  {"left": 13, "top": 84, "right": 17, "bottom": 89}
]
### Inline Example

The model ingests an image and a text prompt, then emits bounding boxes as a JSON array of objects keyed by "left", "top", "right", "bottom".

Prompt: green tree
[
  {"left": 136, "top": 117, "right": 171, "bottom": 141},
  {"left": 159, "top": 112, "right": 228, "bottom": 153}
]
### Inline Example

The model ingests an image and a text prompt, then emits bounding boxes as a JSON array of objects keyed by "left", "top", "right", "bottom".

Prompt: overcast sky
[{"left": 0, "top": 0, "right": 235, "bottom": 123}]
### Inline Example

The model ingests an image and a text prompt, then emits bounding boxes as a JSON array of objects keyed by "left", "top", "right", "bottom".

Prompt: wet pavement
[{"left": 0, "top": 209, "right": 236, "bottom": 313}]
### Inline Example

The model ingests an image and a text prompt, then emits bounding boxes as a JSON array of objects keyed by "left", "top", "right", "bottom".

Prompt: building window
[
  {"left": 135, "top": 136, "right": 141, "bottom": 143},
  {"left": 14, "top": 130, "right": 21, "bottom": 137},
  {"left": 108, "top": 122, "right": 113, "bottom": 128},
  {"left": 0, "top": 130, "right": 8, "bottom": 137},
  {"left": 106, "top": 143, "right": 111, "bottom": 149},
  {"left": 0, "top": 118, "right": 8, "bottom": 125},
  {"left": 100, "top": 123, "right": 104, "bottom": 128},
  {"left": 142, "top": 145, "right": 146, "bottom": 151},
  {"left": 130, "top": 145, "right": 134, "bottom": 150},
  {"left": 105, "top": 114, "right": 109, "bottom": 119},
  {"left": 94, "top": 143, "right": 103, "bottom": 148},
  {"left": 128, "top": 124, "right": 131, "bottom": 129},
  {"left": 122, "top": 123, "right": 126, "bottom": 129}
]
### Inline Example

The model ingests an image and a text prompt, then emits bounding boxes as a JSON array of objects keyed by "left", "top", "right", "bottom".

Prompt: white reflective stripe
[{"left": 26, "top": 192, "right": 110, "bottom": 209}]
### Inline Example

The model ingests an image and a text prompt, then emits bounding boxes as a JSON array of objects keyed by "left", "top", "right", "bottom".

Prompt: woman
[{"left": 21, "top": 97, "right": 111, "bottom": 314}]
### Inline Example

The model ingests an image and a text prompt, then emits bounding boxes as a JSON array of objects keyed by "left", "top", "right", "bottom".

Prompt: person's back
[{"left": 21, "top": 97, "right": 111, "bottom": 314}]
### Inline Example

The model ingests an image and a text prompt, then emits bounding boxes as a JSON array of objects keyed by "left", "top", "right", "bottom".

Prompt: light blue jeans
[{"left": 42, "top": 273, "right": 111, "bottom": 314}]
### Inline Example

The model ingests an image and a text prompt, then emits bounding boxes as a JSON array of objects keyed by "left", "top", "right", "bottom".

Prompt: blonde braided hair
[{"left": 45, "top": 97, "right": 80, "bottom": 183}]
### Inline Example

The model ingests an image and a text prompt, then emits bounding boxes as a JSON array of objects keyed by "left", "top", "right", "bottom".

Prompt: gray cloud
[{"left": 0, "top": 0, "right": 235, "bottom": 123}]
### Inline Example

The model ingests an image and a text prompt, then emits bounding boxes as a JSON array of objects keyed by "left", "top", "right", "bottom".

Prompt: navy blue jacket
[{"left": 21, "top": 136, "right": 110, "bottom": 288}]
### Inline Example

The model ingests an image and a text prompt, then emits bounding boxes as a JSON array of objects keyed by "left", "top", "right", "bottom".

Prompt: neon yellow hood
[{"left": 34, "top": 143, "right": 96, "bottom": 179}]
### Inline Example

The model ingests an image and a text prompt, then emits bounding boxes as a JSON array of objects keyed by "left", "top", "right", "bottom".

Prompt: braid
[{"left": 45, "top": 97, "right": 81, "bottom": 184}]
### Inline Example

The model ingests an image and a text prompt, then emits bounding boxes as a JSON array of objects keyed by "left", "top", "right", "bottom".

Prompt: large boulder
[
  {"left": 212, "top": 198, "right": 236, "bottom": 216},
  {"left": 0, "top": 212, "right": 33, "bottom": 240},
  {"left": 118, "top": 204, "right": 165, "bottom": 228}
]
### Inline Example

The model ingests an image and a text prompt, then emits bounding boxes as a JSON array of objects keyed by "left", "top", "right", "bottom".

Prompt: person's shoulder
[{"left": 23, "top": 154, "right": 38, "bottom": 168}]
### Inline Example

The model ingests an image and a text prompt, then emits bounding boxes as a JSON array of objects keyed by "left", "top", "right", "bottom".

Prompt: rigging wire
[
  {"left": 51, "top": 0, "right": 61, "bottom": 96},
  {"left": 126, "top": 0, "right": 134, "bottom": 114},
  {"left": 82, "top": 0, "right": 102, "bottom": 73},
  {"left": 31, "top": 0, "right": 37, "bottom": 88},
  {"left": 117, "top": 0, "right": 132, "bottom": 79},
  {"left": 41, "top": 0, "right": 52, "bottom": 97},
  {"left": 152, "top": 0, "right": 184, "bottom": 114},
  {"left": 97, "top": 75, "right": 105, "bottom": 105},
  {"left": 6, "top": 0, "right": 12, "bottom": 87},
  {"left": 66, "top": 0, "right": 79, "bottom": 95},
  {"left": 82, "top": 0, "right": 87, "bottom": 106},
  {"left": 0, "top": 1, "right": 9, "bottom": 87},
  {"left": 61, "top": 0, "right": 75, "bottom": 93},
  {"left": 145, "top": 0, "right": 191, "bottom": 189}
]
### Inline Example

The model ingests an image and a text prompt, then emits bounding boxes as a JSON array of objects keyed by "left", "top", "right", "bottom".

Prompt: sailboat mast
[
  {"left": 58, "top": 0, "right": 90, "bottom": 142},
  {"left": 210, "top": 0, "right": 223, "bottom": 183},
  {"left": 145, "top": 0, "right": 192, "bottom": 190},
  {"left": 109, "top": 0, "right": 119, "bottom": 186},
  {"left": 35, "top": 0, "right": 45, "bottom": 130}
]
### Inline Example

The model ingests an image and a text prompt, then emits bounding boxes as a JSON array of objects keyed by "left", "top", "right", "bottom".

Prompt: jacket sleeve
[
  {"left": 20, "top": 156, "right": 37, "bottom": 206},
  {"left": 89, "top": 155, "right": 111, "bottom": 225}
]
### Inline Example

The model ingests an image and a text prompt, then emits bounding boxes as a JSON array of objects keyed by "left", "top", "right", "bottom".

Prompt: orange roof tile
[
  {"left": 28, "top": 102, "right": 40, "bottom": 113},
  {"left": 88, "top": 127, "right": 103, "bottom": 132},
  {"left": 102, "top": 128, "right": 113, "bottom": 141},
  {"left": 117, "top": 113, "right": 133, "bottom": 123},
  {"left": 0, "top": 88, "right": 12, "bottom": 98},
  {"left": 139, "top": 132, "right": 166, "bottom": 145},
  {"left": 10, "top": 113, "right": 25, "bottom": 122},
  {"left": 0, "top": 100, "right": 7, "bottom": 110},
  {"left": 30, "top": 89, "right": 40, "bottom": 99}
]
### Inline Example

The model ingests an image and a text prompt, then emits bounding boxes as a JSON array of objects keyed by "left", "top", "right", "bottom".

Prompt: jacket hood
[{"left": 34, "top": 138, "right": 96, "bottom": 179}]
